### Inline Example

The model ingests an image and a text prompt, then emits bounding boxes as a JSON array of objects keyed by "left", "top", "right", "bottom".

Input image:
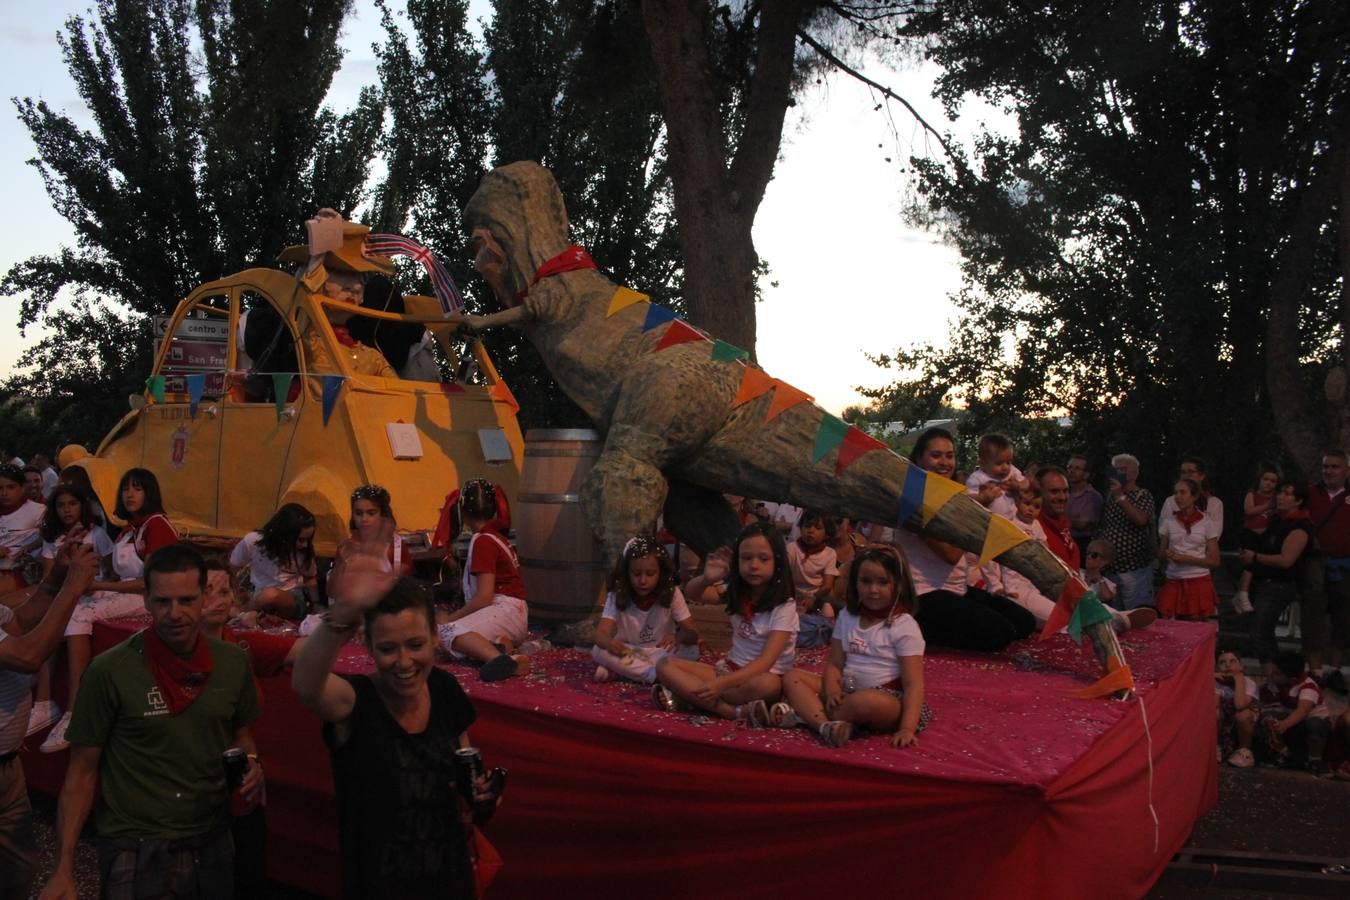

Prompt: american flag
[{"left": 363, "top": 234, "right": 464, "bottom": 314}]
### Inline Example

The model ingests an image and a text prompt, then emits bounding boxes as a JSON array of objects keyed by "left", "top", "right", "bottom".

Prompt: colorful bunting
[
  {"left": 653, "top": 320, "right": 706, "bottom": 352},
  {"left": 812, "top": 415, "right": 849, "bottom": 464},
  {"left": 834, "top": 426, "right": 889, "bottom": 474},
  {"left": 322, "top": 375, "right": 344, "bottom": 426},
  {"left": 732, "top": 367, "right": 776, "bottom": 407},
  {"left": 710, "top": 340, "right": 748, "bottom": 362},
  {"left": 1069, "top": 660, "right": 1136, "bottom": 699},
  {"left": 641, "top": 304, "right": 678, "bottom": 332},
  {"left": 896, "top": 465, "right": 927, "bottom": 527},
  {"left": 977, "top": 514, "right": 1031, "bottom": 565},
  {"left": 1040, "top": 577, "right": 1087, "bottom": 641},
  {"left": 606, "top": 286, "right": 650, "bottom": 318},
  {"left": 489, "top": 380, "right": 521, "bottom": 415},
  {"left": 272, "top": 373, "right": 294, "bottom": 422},
  {"left": 146, "top": 376, "right": 165, "bottom": 405},
  {"left": 764, "top": 381, "right": 813, "bottom": 422},
  {"left": 1066, "top": 591, "right": 1114, "bottom": 644},
  {"left": 185, "top": 374, "right": 206, "bottom": 419},
  {"left": 920, "top": 474, "right": 964, "bottom": 524}
]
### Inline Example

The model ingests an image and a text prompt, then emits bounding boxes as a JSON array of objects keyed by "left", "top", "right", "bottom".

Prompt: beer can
[
  {"left": 222, "top": 747, "right": 248, "bottom": 789},
  {"left": 453, "top": 747, "right": 483, "bottom": 801}
]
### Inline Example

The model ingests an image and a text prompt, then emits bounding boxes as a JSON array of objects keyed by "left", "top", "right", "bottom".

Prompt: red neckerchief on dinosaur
[
  {"left": 513, "top": 245, "right": 596, "bottom": 304},
  {"left": 1174, "top": 506, "right": 1204, "bottom": 533},
  {"left": 142, "top": 626, "right": 215, "bottom": 715}
]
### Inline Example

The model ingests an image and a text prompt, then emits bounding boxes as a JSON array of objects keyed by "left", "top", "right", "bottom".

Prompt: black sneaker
[{"left": 1306, "top": 758, "right": 1329, "bottom": 777}]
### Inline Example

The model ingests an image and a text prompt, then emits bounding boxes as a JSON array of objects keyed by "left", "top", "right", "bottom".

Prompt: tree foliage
[
  {"left": 862, "top": 0, "right": 1350, "bottom": 495},
  {"left": 2, "top": 0, "right": 380, "bottom": 453}
]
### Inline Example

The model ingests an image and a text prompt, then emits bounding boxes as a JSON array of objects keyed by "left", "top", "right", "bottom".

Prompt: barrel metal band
[
  {"left": 518, "top": 492, "right": 581, "bottom": 504},
  {"left": 519, "top": 557, "right": 608, "bottom": 571}
]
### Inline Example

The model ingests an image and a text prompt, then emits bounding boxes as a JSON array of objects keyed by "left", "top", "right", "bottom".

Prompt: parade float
[{"left": 57, "top": 233, "right": 524, "bottom": 559}]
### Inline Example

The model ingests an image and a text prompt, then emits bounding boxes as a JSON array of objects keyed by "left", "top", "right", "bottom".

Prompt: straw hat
[{"left": 278, "top": 217, "right": 394, "bottom": 276}]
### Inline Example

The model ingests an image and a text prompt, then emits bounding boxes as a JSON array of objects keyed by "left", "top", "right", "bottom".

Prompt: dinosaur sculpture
[{"left": 459, "top": 161, "right": 1126, "bottom": 683}]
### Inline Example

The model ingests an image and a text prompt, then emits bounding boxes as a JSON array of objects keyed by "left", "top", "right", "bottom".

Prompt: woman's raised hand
[
  {"left": 329, "top": 517, "right": 397, "bottom": 614},
  {"left": 702, "top": 546, "right": 732, "bottom": 583}
]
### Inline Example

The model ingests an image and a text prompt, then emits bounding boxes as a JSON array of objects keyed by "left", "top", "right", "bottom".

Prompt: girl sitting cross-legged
[
  {"left": 591, "top": 534, "right": 700, "bottom": 684},
  {"left": 652, "top": 521, "right": 798, "bottom": 723}
]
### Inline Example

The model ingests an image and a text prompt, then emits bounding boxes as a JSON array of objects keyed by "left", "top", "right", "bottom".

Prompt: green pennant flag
[
  {"left": 812, "top": 414, "right": 849, "bottom": 464},
  {"left": 1066, "top": 591, "right": 1114, "bottom": 643},
  {"left": 272, "top": 373, "right": 294, "bottom": 422},
  {"left": 146, "top": 375, "right": 165, "bottom": 405},
  {"left": 710, "top": 340, "right": 748, "bottom": 362}
]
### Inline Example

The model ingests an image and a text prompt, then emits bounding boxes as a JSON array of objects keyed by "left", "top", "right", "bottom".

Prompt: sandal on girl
[
  {"left": 769, "top": 702, "right": 802, "bottom": 728},
  {"left": 652, "top": 684, "right": 679, "bottom": 712},
  {"left": 737, "top": 699, "right": 772, "bottom": 728},
  {"left": 820, "top": 720, "right": 853, "bottom": 747}
]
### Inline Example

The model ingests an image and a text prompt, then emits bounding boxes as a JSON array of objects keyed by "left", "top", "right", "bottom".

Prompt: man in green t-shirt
[{"left": 40, "top": 545, "right": 264, "bottom": 900}]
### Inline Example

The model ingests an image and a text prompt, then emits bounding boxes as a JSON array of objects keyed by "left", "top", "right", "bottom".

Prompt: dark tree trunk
[{"left": 640, "top": 0, "right": 807, "bottom": 355}]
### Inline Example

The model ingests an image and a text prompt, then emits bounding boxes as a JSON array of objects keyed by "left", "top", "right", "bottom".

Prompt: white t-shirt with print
[
  {"left": 600, "top": 587, "right": 692, "bottom": 648},
  {"left": 229, "top": 531, "right": 311, "bottom": 596},
  {"left": 0, "top": 500, "right": 45, "bottom": 571},
  {"left": 727, "top": 601, "right": 799, "bottom": 674},
  {"left": 786, "top": 542, "right": 838, "bottom": 593},
  {"left": 834, "top": 608, "right": 924, "bottom": 689}
]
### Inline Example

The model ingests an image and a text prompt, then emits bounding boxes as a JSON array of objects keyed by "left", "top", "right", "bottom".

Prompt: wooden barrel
[{"left": 515, "top": 429, "right": 608, "bottom": 626}]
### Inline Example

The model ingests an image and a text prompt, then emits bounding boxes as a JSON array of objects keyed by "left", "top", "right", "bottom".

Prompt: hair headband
[{"left": 351, "top": 484, "right": 390, "bottom": 504}]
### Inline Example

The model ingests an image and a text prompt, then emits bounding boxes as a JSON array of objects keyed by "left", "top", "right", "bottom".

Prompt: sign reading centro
[{"left": 153, "top": 315, "right": 230, "bottom": 341}]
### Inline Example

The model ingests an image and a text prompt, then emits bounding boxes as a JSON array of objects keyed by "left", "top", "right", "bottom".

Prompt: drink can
[
  {"left": 453, "top": 747, "right": 483, "bottom": 801},
  {"left": 222, "top": 747, "right": 248, "bottom": 789}
]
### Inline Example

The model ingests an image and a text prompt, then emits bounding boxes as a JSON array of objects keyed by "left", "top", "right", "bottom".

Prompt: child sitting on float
[
  {"left": 435, "top": 479, "right": 530, "bottom": 682},
  {"left": 230, "top": 503, "right": 319, "bottom": 620},
  {"left": 339, "top": 485, "right": 413, "bottom": 577},
  {"left": 652, "top": 521, "right": 798, "bottom": 724},
  {"left": 778, "top": 543, "right": 930, "bottom": 747},
  {"left": 591, "top": 535, "right": 700, "bottom": 684}
]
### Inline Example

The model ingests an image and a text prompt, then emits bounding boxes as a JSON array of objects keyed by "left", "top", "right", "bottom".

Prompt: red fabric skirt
[{"left": 1158, "top": 573, "right": 1217, "bottom": 617}]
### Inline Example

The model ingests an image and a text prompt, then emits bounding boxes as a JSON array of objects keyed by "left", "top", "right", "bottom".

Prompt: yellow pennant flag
[
  {"left": 606, "top": 286, "right": 650, "bottom": 318},
  {"left": 977, "top": 514, "right": 1030, "bottom": 565},
  {"left": 921, "top": 475, "right": 965, "bottom": 525}
]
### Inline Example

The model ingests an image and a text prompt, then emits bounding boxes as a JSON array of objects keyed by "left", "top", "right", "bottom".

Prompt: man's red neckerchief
[
  {"left": 142, "top": 626, "right": 215, "bottom": 715},
  {"left": 513, "top": 245, "right": 596, "bottom": 304}
]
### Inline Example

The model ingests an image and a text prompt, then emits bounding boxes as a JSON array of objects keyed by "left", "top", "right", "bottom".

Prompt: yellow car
[{"left": 61, "top": 267, "right": 523, "bottom": 556}]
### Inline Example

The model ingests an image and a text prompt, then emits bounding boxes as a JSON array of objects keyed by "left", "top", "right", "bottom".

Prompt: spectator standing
[
  {"left": 0, "top": 541, "right": 97, "bottom": 899},
  {"left": 31, "top": 452, "right": 59, "bottom": 500},
  {"left": 1098, "top": 453, "right": 1158, "bottom": 610},
  {"left": 1304, "top": 451, "right": 1350, "bottom": 691},
  {"left": 1243, "top": 481, "right": 1313, "bottom": 671},
  {"left": 1232, "top": 462, "right": 1281, "bottom": 615},
  {"left": 1159, "top": 456, "right": 1225, "bottom": 539},
  {"left": 1037, "top": 466, "right": 1080, "bottom": 569},
  {"left": 1156, "top": 478, "right": 1221, "bottom": 620},
  {"left": 39, "top": 544, "right": 263, "bottom": 900},
  {"left": 1065, "top": 454, "right": 1104, "bottom": 550}
]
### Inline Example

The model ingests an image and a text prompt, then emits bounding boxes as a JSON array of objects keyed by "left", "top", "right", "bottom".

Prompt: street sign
[
  {"left": 164, "top": 340, "right": 227, "bottom": 370},
  {"left": 153, "top": 315, "right": 230, "bottom": 341}
]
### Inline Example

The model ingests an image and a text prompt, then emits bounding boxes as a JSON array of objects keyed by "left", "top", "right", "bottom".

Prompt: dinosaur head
[{"left": 464, "top": 161, "right": 572, "bottom": 309}]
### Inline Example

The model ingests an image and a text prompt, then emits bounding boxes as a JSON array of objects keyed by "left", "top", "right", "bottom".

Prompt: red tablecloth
[{"left": 25, "top": 617, "right": 1217, "bottom": 900}]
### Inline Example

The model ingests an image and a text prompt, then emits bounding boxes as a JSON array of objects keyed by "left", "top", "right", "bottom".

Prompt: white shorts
[
  {"left": 591, "top": 642, "right": 698, "bottom": 684},
  {"left": 65, "top": 591, "right": 145, "bottom": 637},
  {"left": 437, "top": 595, "right": 528, "bottom": 659}
]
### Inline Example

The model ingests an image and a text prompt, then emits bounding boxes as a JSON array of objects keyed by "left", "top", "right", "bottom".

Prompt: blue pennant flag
[
  {"left": 322, "top": 375, "right": 344, "bottom": 426},
  {"left": 185, "top": 374, "right": 206, "bottom": 419},
  {"left": 896, "top": 465, "right": 927, "bottom": 527},
  {"left": 641, "top": 304, "right": 678, "bottom": 332}
]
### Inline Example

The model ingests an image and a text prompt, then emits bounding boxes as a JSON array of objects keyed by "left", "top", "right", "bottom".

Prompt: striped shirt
[{"left": 0, "top": 607, "right": 35, "bottom": 754}]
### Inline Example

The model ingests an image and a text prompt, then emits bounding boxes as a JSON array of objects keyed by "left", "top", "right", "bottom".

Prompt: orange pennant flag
[
  {"left": 1068, "top": 662, "right": 1136, "bottom": 699},
  {"left": 764, "top": 380, "right": 812, "bottom": 421},
  {"left": 606, "top": 286, "right": 649, "bottom": 318},
  {"left": 977, "top": 514, "right": 1031, "bottom": 565},
  {"left": 835, "top": 427, "right": 889, "bottom": 474},
  {"left": 488, "top": 380, "right": 520, "bottom": 415},
  {"left": 653, "top": 320, "right": 706, "bottom": 352},
  {"left": 733, "top": 367, "right": 775, "bottom": 407}
]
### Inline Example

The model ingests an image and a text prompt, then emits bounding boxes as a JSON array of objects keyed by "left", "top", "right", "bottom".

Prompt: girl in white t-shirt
[
  {"left": 38, "top": 485, "right": 115, "bottom": 580},
  {"left": 1157, "top": 478, "right": 1220, "bottom": 620},
  {"left": 653, "top": 521, "right": 798, "bottom": 724},
  {"left": 591, "top": 535, "right": 700, "bottom": 684},
  {"left": 229, "top": 503, "right": 319, "bottom": 619},
  {"left": 779, "top": 544, "right": 931, "bottom": 747}
]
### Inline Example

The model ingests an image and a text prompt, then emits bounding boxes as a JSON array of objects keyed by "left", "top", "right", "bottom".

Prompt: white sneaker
[
  {"left": 40, "top": 711, "right": 72, "bottom": 753},
  {"left": 593, "top": 665, "right": 611, "bottom": 683},
  {"left": 26, "top": 700, "right": 61, "bottom": 737},
  {"left": 1232, "top": 593, "right": 1254, "bottom": 615}
]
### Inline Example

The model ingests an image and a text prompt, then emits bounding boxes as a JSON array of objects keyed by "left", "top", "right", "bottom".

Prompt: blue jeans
[
  {"left": 1113, "top": 566, "right": 1156, "bottom": 610},
  {"left": 1248, "top": 579, "right": 1298, "bottom": 664}
]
